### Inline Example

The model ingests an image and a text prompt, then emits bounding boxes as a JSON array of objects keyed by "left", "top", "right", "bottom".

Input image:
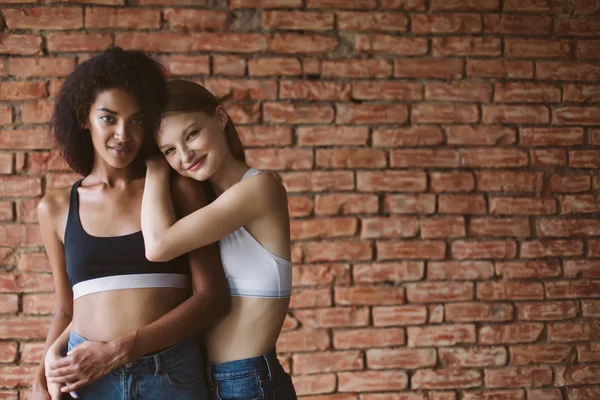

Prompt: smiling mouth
[
  {"left": 109, "top": 146, "right": 132, "bottom": 156},
  {"left": 186, "top": 155, "right": 206, "bottom": 171}
]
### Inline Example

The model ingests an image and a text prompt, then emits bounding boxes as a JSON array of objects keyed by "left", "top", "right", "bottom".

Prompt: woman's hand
[
  {"left": 146, "top": 154, "right": 170, "bottom": 175},
  {"left": 46, "top": 334, "right": 134, "bottom": 394}
]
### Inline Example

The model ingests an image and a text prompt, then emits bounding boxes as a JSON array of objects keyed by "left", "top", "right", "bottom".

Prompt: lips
[
  {"left": 186, "top": 155, "right": 206, "bottom": 171},
  {"left": 109, "top": 146, "right": 132, "bottom": 157}
]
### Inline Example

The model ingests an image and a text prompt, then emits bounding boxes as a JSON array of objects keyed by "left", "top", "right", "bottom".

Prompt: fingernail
[{"left": 71, "top": 392, "right": 78, "bottom": 398}]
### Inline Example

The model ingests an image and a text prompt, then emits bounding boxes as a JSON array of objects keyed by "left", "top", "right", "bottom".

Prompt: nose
[
  {"left": 113, "top": 121, "right": 130, "bottom": 143},
  {"left": 181, "top": 148, "right": 194, "bottom": 164}
]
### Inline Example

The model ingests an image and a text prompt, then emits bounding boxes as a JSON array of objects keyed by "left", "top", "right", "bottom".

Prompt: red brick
[
  {"left": 428, "top": 261, "right": 493, "bottom": 280},
  {"left": 425, "top": 82, "right": 490, "bottom": 102},
  {"left": 238, "top": 126, "right": 291, "bottom": 147},
  {"left": 271, "top": 33, "right": 338, "bottom": 54},
  {"left": 483, "top": 14, "right": 551, "bottom": 34},
  {"left": 302, "top": 58, "right": 321, "bottom": 75},
  {"left": 504, "top": 0, "right": 571, "bottom": 12},
  {"left": 306, "top": 0, "right": 376, "bottom": 8},
  {"left": 537, "top": 61, "right": 600, "bottom": 81},
  {"left": 262, "top": 11, "right": 333, "bottom": 30},
  {"left": 470, "top": 218, "right": 530, "bottom": 237},
  {"left": 480, "top": 323, "right": 543, "bottom": 344},
  {"left": 17, "top": 199, "right": 38, "bottom": 223},
  {"left": 373, "top": 305, "right": 427, "bottom": 327},
  {"left": 117, "top": 32, "right": 268, "bottom": 53},
  {"left": 391, "top": 149, "right": 460, "bottom": 168},
  {"left": 163, "top": 9, "right": 227, "bottom": 31},
  {"left": 539, "top": 217, "right": 600, "bottom": 237},
  {"left": 86, "top": 7, "right": 160, "bottom": 29},
  {"left": 291, "top": 218, "right": 356, "bottom": 240},
  {"left": 565, "top": 84, "right": 600, "bottom": 102},
  {"left": 485, "top": 366, "right": 552, "bottom": 388},
  {"left": 433, "top": 37, "right": 500, "bottom": 56},
  {"left": 0, "top": 105, "right": 11, "bottom": 125},
  {"left": 440, "top": 347, "right": 506, "bottom": 367},
  {"left": 567, "top": 388, "right": 600, "bottom": 399},
  {"left": 384, "top": 194, "right": 435, "bottom": 214},
  {"left": 0, "top": 154, "right": 12, "bottom": 175},
  {"left": 3, "top": 7, "right": 82, "bottom": 29},
  {"left": 556, "top": 18, "right": 600, "bottom": 36},
  {"left": 420, "top": 216, "right": 466, "bottom": 239},
  {"left": 205, "top": 79, "right": 277, "bottom": 100},
  {"left": 295, "top": 307, "right": 369, "bottom": 328},
  {"left": 292, "top": 373, "right": 336, "bottom": 396},
  {"left": 460, "top": 148, "right": 529, "bottom": 168},
  {"left": 467, "top": 60, "right": 533, "bottom": 78},
  {"left": 356, "top": 34, "right": 427, "bottom": 56},
  {"left": 590, "top": 240, "right": 600, "bottom": 257},
  {"left": 521, "top": 239, "right": 584, "bottom": 258},
  {"left": 358, "top": 171, "right": 426, "bottom": 192},
  {"left": 495, "top": 82, "right": 561, "bottom": 103},
  {"left": 412, "top": 104, "right": 478, "bottom": 123},
  {"left": 517, "top": 301, "right": 579, "bottom": 321},
  {"left": 0, "top": 177, "right": 41, "bottom": 197},
  {"left": 0, "top": 294, "right": 18, "bottom": 314},
  {"left": 323, "top": 59, "right": 392, "bottom": 78},
  {"left": 439, "top": 194, "right": 486, "bottom": 214},
  {"left": 381, "top": 0, "right": 425, "bottom": 9},
  {"left": 280, "top": 171, "right": 353, "bottom": 192},
  {"left": 495, "top": 260, "right": 561, "bottom": 279},
  {"left": 337, "top": 103, "right": 407, "bottom": 124},
  {"left": 0, "top": 317, "right": 51, "bottom": 339},
  {"left": 20, "top": 100, "right": 54, "bottom": 124},
  {"left": 247, "top": 57, "right": 300, "bottom": 76},
  {"left": 506, "top": 38, "right": 573, "bottom": 58},
  {"left": 158, "top": 55, "right": 210, "bottom": 76},
  {"left": 377, "top": 241, "right": 445, "bottom": 260},
  {"left": 0, "top": 341, "right": 18, "bottom": 362},
  {"left": 0, "top": 82, "right": 45, "bottom": 101},
  {"left": 47, "top": 32, "right": 112, "bottom": 52},
  {"left": 554, "top": 106, "right": 600, "bottom": 125},
  {"left": 338, "top": 371, "right": 408, "bottom": 392},
  {"left": 446, "top": 302, "right": 513, "bottom": 322},
  {"left": 452, "top": 240, "right": 516, "bottom": 260},
  {"left": 561, "top": 195, "right": 600, "bottom": 214},
  {"left": 300, "top": 240, "right": 372, "bottom": 262},
  {"left": 556, "top": 365, "right": 600, "bottom": 386},
  {"left": 315, "top": 194, "right": 378, "bottom": 216},
  {"left": 373, "top": 126, "right": 443, "bottom": 147},
  {"left": 549, "top": 321, "right": 600, "bottom": 342},
  {"left": 297, "top": 126, "right": 368, "bottom": 146},
  {"left": 213, "top": 55, "right": 246, "bottom": 76},
  {"left": 413, "top": 369, "right": 481, "bottom": 389},
  {"left": 530, "top": 148, "right": 567, "bottom": 166},
  {"left": 0, "top": 129, "right": 53, "bottom": 150},
  {"left": 527, "top": 389, "right": 562, "bottom": 400},
  {"left": 483, "top": 105, "right": 549, "bottom": 124},
  {"left": 446, "top": 126, "right": 516, "bottom": 146},
  {"left": 549, "top": 173, "right": 591, "bottom": 193},
  {"left": 230, "top": 0, "right": 301, "bottom": 7},
  {"left": 412, "top": 13, "right": 481, "bottom": 34},
  {"left": 8, "top": 57, "right": 75, "bottom": 78},
  {"left": 0, "top": 364, "right": 39, "bottom": 389},
  {"left": 462, "top": 390, "right": 524, "bottom": 400},
  {"left": 246, "top": 148, "right": 312, "bottom": 171},
  {"left": 333, "top": 328, "right": 405, "bottom": 349},
  {"left": 367, "top": 348, "right": 436, "bottom": 369},
  {"left": 430, "top": 172, "right": 474, "bottom": 193},
  {"left": 0, "top": 201, "right": 13, "bottom": 220},
  {"left": 280, "top": 81, "right": 350, "bottom": 101},
  {"left": 277, "top": 329, "right": 330, "bottom": 352},
  {"left": 407, "top": 282, "right": 473, "bottom": 303},
  {"left": 23, "top": 293, "right": 55, "bottom": 314},
  {"left": 289, "top": 288, "right": 330, "bottom": 309},
  {"left": 395, "top": 58, "right": 464, "bottom": 78},
  {"left": 352, "top": 81, "right": 421, "bottom": 101},
  {"left": 577, "top": 343, "right": 600, "bottom": 362},
  {"left": 430, "top": 0, "right": 498, "bottom": 10},
  {"left": 477, "top": 171, "right": 544, "bottom": 193},
  {"left": 478, "top": 282, "right": 543, "bottom": 301},
  {"left": 294, "top": 351, "right": 362, "bottom": 374},
  {"left": 360, "top": 217, "right": 417, "bottom": 239},
  {"left": 288, "top": 196, "right": 313, "bottom": 218},
  {"left": 0, "top": 34, "right": 42, "bottom": 55},
  {"left": 263, "top": 102, "right": 333, "bottom": 124},
  {"left": 520, "top": 127, "right": 584, "bottom": 147},
  {"left": 353, "top": 262, "right": 423, "bottom": 283},
  {"left": 546, "top": 280, "right": 600, "bottom": 299},
  {"left": 579, "top": 40, "right": 600, "bottom": 59},
  {"left": 408, "top": 324, "right": 475, "bottom": 347},
  {"left": 338, "top": 11, "right": 408, "bottom": 32}
]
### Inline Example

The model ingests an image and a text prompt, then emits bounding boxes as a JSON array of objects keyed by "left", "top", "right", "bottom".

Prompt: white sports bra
[{"left": 219, "top": 168, "right": 292, "bottom": 298}]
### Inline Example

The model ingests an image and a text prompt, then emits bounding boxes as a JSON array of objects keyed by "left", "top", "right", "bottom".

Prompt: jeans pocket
[
  {"left": 215, "top": 374, "right": 263, "bottom": 400},
  {"left": 163, "top": 351, "right": 205, "bottom": 389}
]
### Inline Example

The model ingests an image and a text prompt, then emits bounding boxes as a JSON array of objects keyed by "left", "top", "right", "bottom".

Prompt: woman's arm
[
  {"left": 49, "top": 176, "right": 230, "bottom": 393},
  {"left": 142, "top": 157, "right": 284, "bottom": 262},
  {"left": 32, "top": 192, "right": 74, "bottom": 398}
]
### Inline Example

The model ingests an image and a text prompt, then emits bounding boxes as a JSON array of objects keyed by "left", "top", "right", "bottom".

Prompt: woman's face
[
  {"left": 157, "top": 107, "right": 229, "bottom": 181},
  {"left": 86, "top": 88, "right": 145, "bottom": 170}
]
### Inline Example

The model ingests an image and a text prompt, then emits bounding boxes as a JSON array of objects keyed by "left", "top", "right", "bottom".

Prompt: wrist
[{"left": 110, "top": 331, "right": 137, "bottom": 364}]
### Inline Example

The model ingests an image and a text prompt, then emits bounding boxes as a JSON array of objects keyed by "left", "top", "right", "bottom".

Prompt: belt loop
[
  {"left": 153, "top": 353, "right": 164, "bottom": 376},
  {"left": 262, "top": 353, "right": 272, "bottom": 381}
]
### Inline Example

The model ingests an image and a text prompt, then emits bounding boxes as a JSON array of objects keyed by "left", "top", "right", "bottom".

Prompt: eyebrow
[
  {"left": 97, "top": 107, "right": 143, "bottom": 116},
  {"left": 158, "top": 122, "right": 198, "bottom": 150}
]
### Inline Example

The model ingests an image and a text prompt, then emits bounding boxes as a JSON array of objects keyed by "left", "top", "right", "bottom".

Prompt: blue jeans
[
  {"left": 207, "top": 349, "right": 296, "bottom": 400},
  {"left": 67, "top": 331, "right": 209, "bottom": 400}
]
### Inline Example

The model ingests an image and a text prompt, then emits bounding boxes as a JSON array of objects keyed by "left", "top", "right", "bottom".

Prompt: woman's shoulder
[{"left": 37, "top": 186, "right": 71, "bottom": 224}]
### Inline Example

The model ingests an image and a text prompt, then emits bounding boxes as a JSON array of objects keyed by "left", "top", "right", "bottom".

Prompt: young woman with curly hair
[{"left": 33, "top": 48, "right": 228, "bottom": 400}]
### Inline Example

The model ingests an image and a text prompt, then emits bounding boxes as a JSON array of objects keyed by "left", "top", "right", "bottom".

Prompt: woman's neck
[
  {"left": 86, "top": 159, "right": 145, "bottom": 187},
  {"left": 209, "top": 155, "right": 250, "bottom": 196}
]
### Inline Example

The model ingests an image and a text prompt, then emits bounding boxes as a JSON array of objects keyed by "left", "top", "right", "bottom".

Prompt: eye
[
  {"left": 164, "top": 148, "right": 175, "bottom": 156},
  {"left": 131, "top": 118, "right": 144, "bottom": 125},
  {"left": 186, "top": 130, "right": 199, "bottom": 141},
  {"left": 101, "top": 115, "right": 115, "bottom": 123}
]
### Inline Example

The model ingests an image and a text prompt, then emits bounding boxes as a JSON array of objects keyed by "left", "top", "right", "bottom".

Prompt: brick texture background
[{"left": 1, "top": 0, "right": 600, "bottom": 398}]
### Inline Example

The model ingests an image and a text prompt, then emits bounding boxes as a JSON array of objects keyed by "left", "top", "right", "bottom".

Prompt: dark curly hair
[{"left": 51, "top": 46, "right": 167, "bottom": 176}]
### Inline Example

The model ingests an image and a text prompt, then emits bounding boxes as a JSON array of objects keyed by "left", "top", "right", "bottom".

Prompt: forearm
[
  {"left": 36, "top": 313, "right": 72, "bottom": 378},
  {"left": 141, "top": 166, "right": 176, "bottom": 256},
  {"left": 115, "top": 290, "right": 227, "bottom": 362}
]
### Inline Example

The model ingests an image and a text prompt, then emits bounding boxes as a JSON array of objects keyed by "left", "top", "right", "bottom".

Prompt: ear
[{"left": 214, "top": 105, "right": 229, "bottom": 130}]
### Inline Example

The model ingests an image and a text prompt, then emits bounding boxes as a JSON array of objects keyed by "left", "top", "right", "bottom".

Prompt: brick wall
[{"left": 1, "top": 0, "right": 600, "bottom": 398}]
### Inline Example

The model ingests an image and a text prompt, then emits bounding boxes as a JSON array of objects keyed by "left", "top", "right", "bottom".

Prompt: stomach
[
  {"left": 205, "top": 296, "right": 290, "bottom": 363},
  {"left": 72, "top": 287, "right": 190, "bottom": 342}
]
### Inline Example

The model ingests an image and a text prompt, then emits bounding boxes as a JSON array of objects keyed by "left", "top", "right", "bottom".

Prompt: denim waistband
[
  {"left": 68, "top": 330, "right": 201, "bottom": 375},
  {"left": 207, "top": 349, "right": 282, "bottom": 381}
]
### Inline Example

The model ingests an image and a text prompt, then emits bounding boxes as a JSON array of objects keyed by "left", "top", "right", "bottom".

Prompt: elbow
[{"left": 145, "top": 239, "right": 170, "bottom": 262}]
